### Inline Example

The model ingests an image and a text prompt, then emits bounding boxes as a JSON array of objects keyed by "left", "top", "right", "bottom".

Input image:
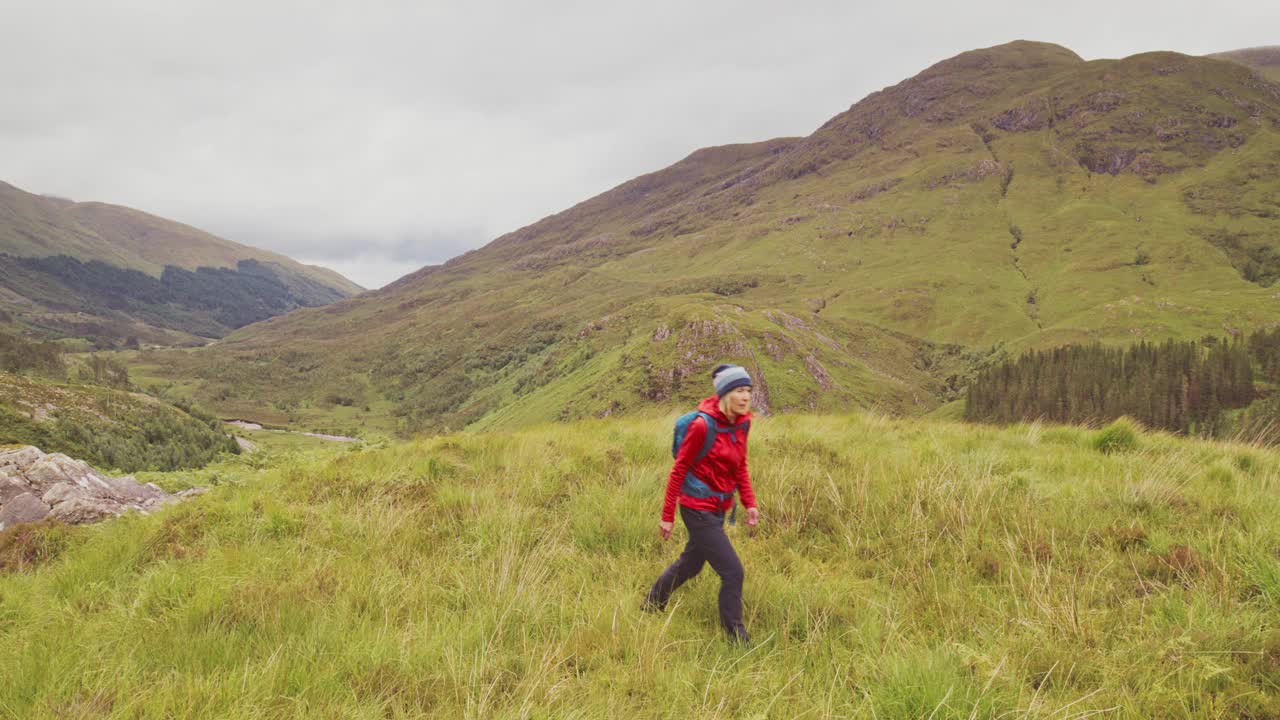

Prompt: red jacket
[{"left": 662, "top": 396, "right": 757, "bottom": 523}]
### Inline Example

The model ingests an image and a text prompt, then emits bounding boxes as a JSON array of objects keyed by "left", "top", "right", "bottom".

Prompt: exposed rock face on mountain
[{"left": 0, "top": 446, "right": 201, "bottom": 530}]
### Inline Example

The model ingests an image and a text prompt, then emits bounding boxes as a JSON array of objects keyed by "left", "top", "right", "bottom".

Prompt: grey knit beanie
[{"left": 711, "top": 364, "right": 752, "bottom": 397}]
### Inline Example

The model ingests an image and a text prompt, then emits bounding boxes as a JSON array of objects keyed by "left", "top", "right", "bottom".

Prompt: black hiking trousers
[{"left": 645, "top": 505, "right": 748, "bottom": 641}]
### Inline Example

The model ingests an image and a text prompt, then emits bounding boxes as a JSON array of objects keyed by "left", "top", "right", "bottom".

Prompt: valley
[
  {"left": 130, "top": 41, "right": 1280, "bottom": 436},
  {"left": 4, "top": 37, "right": 1280, "bottom": 719}
]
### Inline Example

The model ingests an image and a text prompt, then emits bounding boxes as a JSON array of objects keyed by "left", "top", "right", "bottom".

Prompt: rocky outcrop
[
  {"left": 926, "top": 159, "right": 1005, "bottom": 188},
  {"left": 991, "top": 98, "right": 1049, "bottom": 131},
  {"left": 0, "top": 446, "right": 202, "bottom": 531}
]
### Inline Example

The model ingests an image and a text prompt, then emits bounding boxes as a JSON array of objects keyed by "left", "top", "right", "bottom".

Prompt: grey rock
[
  {"left": 40, "top": 482, "right": 80, "bottom": 507},
  {"left": 1, "top": 474, "right": 29, "bottom": 505},
  {"left": 24, "top": 454, "right": 109, "bottom": 495},
  {"left": 0, "top": 445, "right": 45, "bottom": 471},
  {"left": 100, "top": 475, "right": 167, "bottom": 503},
  {"left": 0, "top": 492, "right": 51, "bottom": 531},
  {"left": 0, "top": 445, "right": 201, "bottom": 531},
  {"left": 49, "top": 495, "right": 125, "bottom": 525}
]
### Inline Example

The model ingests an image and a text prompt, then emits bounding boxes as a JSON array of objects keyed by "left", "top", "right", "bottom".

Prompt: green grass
[{"left": 4, "top": 413, "right": 1280, "bottom": 717}]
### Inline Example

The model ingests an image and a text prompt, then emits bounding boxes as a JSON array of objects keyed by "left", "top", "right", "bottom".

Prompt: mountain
[
  {"left": 154, "top": 40, "right": 1280, "bottom": 434},
  {"left": 1212, "top": 46, "right": 1280, "bottom": 82},
  {"left": 0, "top": 181, "right": 363, "bottom": 347}
]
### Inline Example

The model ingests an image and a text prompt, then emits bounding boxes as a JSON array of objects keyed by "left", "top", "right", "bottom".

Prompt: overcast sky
[{"left": 2, "top": 1, "right": 1276, "bottom": 289}]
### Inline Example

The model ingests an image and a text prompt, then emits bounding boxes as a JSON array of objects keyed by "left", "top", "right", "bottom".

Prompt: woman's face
[{"left": 725, "top": 385, "right": 752, "bottom": 417}]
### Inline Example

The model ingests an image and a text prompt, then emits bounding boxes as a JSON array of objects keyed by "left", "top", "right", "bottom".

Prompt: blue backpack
[{"left": 671, "top": 411, "right": 750, "bottom": 524}]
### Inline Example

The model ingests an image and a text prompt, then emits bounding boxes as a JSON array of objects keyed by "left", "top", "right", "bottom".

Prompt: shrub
[
  {"left": 971, "top": 549, "right": 1001, "bottom": 579},
  {"left": 0, "top": 521, "right": 75, "bottom": 573},
  {"left": 1092, "top": 417, "right": 1141, "bottom": 454},
  {"left": 1235, "top": 451, "right": 1260, "bottom": 476},
  {"left": 1111, "top": 524, "right": 1149, "bottom": 550},
  {"left": 0, "top": 331, "right": 65, "bottom": 377}
]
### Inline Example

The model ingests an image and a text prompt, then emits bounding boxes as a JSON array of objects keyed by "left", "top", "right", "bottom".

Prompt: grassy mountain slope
[
  {"left": 4, "top": 414, "right": 1280, "bottom": 717},
  {"left": 0, "top": 181, "right": 362, "bottom": 346},
  {"left": 0, "top": 371, "right": 238, "bottom": 472},
  {"left": 155, "top": 41, "right": 1280, "bottom": 433},
  {"left": 0, "top": 329, "right": 237, "bottom": 471},
  {"left": 1212, "top": 46, "right": 1280, "bottom": 82}
]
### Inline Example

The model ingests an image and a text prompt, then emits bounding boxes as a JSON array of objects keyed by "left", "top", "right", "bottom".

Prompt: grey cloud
[
  {"left": 214, "top": 224, "right": 487, "bottom": 267},
  {"left": 2, "top": 1, "right": 1277, "bottom": 289}
]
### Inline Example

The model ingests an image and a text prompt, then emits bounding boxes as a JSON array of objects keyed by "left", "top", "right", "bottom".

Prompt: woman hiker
[{"left": 644, "top": 363, "right": 760, "bottom": 643}]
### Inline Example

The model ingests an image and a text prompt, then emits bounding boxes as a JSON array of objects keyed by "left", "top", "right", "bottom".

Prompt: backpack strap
[
  {"left": 693, "top": 412, "right": 719, "bottom": 463},
  {"left": 695, "top": 412, "right": 751, "bottom": 451}
]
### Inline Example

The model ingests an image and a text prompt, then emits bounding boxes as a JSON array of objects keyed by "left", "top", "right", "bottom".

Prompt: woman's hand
[
  {"left": 746, "top": 507, "right": 760, "bottom": 526},
  {"left": 659, "top": 520, "right": 674, "bottom": 540}
]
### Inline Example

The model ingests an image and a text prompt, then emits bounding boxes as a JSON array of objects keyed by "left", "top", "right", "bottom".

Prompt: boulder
[
  {"left": 48, "top": 495, "right": 126, "bottom": 525},
  {"left": 0, "top": 446, "right": 44, "bottom": 479},
  {"left": 0, "top": 473, "right": 29, "bottom": 505},
  {"left": 0, "top": 492, "right": 51, "bottom": 528},
  {"left": 0, "top": 446, "right": 196, "bottom": 532}
]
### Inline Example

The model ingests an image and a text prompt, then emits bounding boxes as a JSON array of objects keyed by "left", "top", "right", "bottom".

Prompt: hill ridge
[
  {"left": 1211, "top": 45, "right": 1280, "bottom": 82},
  {"left": 0, "top": 180, "right": 364, "bottom": 346},
  {"left": 0, "top": 181, "right": 362, "bottom": 291}
]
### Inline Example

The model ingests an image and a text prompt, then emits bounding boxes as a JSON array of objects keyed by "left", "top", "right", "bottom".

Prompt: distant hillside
[
  {"left": 0, "top": 181, "right": 362, "bottom": 347},
  {"left": 0, "top": 329, "right": 238, "bottom": 470},
  {"left": 1211, "top": 46, "right": 1280, "bottom": 82},
  {"left": 0, "top": 371, "right": 239, "bottom": 472},
  {"left": 153, "top": 41, "right": 1280, "bottom": 434}
]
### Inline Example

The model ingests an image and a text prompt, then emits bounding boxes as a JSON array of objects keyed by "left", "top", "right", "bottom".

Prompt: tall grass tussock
[
  {"left": 1091, "top": 417, "right": 1142, "bottom": 454},
  {"left": 3, "top": 413, "right": 1280, "bottom": 718}
]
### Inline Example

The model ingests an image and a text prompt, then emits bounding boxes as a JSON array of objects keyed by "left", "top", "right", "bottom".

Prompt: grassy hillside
[
  {"left": 0, "top": 182, "right": 360, "bottom": 293},
  {"left": 149, "top": 41, "right": 1280, "bottom": 434},
  {"left": 0, "top": 370, "right": 240, "bottom": 472},
  {"left": 3, "top": 414, "right": 1280, "bottom": 717},
  {"left": 0, "top": 180, "right": 362, "bottom": 346},
  {"left": 0, "top": 330, "right": 239, "bottom": 471},
  {"left": 1212, "top": 46, "right": 1280, "bottom": 82}
]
